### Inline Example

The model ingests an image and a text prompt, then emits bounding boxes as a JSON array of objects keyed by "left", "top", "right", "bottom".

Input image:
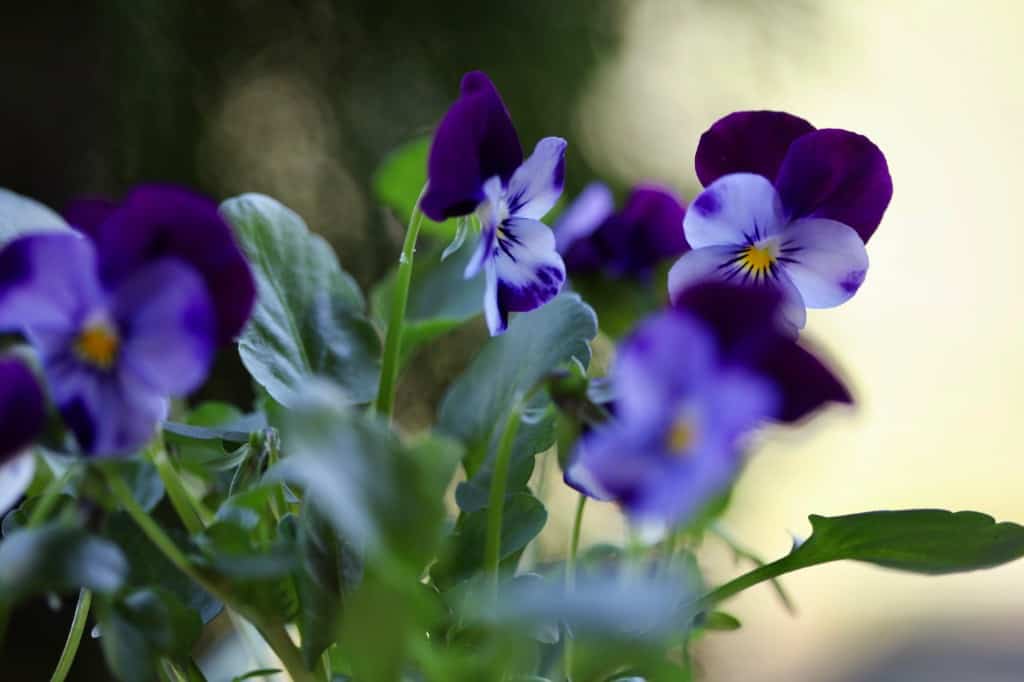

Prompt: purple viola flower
[
  {"left": 556, "top": 183, "right": 689, "bottom": 279},
  {"left": 0, "top": 355, "right": 47, "bottom": 463},
  {"left": 668, "top": 111, "right": 892, "bottom": 327},
  {"left": 0, "top": 233, "right": 216, "bottom": 455},
  {"left": 64, "top": 184, "right": 256, "bottom": 345},
  {"left": 565, "top": 282, "right": 851, "bottom": 530},
  {"left": 421, "top": 71, "right": 567, "bottom": 335}
]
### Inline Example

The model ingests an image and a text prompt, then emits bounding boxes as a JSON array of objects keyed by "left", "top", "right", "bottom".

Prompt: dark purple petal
[
  {"left": 617, "top": 184, "right": 688, "bottom": 264},
  {"left": 88, "top": 184, "right": 256, "bottom": 344},
  {"left": 774, "top": 129, "right": 892, "bottom": 243},
  {"left": 0, "top": 357, "right": 47, "bottom": 463},
  {"left": 112, "top": 259, "right": 216, "bottom": 396},
  {"left": 63, "top": 197, "right": 117, "bottom": 241},
  {"left": 695, "top": 111, "right": 815, "bottom": 187},
  {"left": 0, "top": 233, "right": 100, "bottom": 334},
  {"left": 420, "top": 71, "right": 523, "bottom": 221},
  {"left": 752, "top": 340, "right": 852, "bottom": 423},
  {"left": 673, "top": 282, "right": 850, "bottom": 422}
]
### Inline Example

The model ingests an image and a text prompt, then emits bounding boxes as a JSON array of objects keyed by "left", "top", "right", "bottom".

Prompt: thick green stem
[
  {"left": 696, "top": 553, "right": 802, "bottom": 612},
  {"left": 103, "top": 469, "right": 315, "bottom": 682},
  {"left": 375, "top": 192, "right": 426, "bottom": 419},
  {"left": 49, "top": 588, "right": 92, "bottom": 682},
  {"left": 484, "top": 404, "right": 523, "bottom": 594}
]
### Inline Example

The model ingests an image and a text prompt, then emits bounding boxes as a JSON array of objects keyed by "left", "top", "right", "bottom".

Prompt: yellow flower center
[
  {"left": 75, "top": 320, "right": 120, "bottom": 370},
  {"left": 667, "top": 417, "right": 697, "bottom": 454},
  {"left": 741, "top": 243, "right": 776, "bottom": 276}
]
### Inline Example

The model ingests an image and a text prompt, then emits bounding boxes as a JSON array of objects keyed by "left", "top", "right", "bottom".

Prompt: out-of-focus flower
[
  {"left": 556, "top": 183, "right": 688, "bottom": 279},
  {"left": 0, "top": 355, "right": 47, "bottom": 463},
  {"left": 0, "top": 233, "right": 216, "bottom": 455},
  {"left": 64, "top": 184, "right": 256, "bottom": 345},
  {"left": 668, "top": 111, "right": 892, "bottom": 327},
  {"left": 565, "top": 282, "right": 850, "bottom": 531},
  {"left": 421, "top": 71, "right": 567, "bottom": 335}
]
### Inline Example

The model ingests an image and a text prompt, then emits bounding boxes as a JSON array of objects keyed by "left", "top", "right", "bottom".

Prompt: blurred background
[{"left": 3, "top": 0, "right": 1023, "bottom": 680}]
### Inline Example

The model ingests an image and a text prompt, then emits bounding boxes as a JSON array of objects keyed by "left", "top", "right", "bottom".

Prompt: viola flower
[
  {"left": 421, "top": 71, "right": 567, "bottom": 335},
  {"left": 0, "top": 233, "right": 216, "bottom": 455},
  {"left": 0, "top": 355, "right": 47, "bottom": 463},
  {"left": 556, "top": 183, "right": 689, "bottom": 279},
  {"left": 565, "top": 282, "right": 850, "bottom": 530},
  {"left": 64, "top": 184, "right": 256, "bottom": 344},
  {"left": 668, "top": 111, "right": 892, "bottom": 327}
]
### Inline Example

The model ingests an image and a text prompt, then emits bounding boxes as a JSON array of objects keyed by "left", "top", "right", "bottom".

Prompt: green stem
[
  {"left": 484, "top": 403, "right": 523, "bottom": 593},
  {"left": 28, "top": 464, "right": 75, "bottom": 528},
  {"left": 696, "top": 553, "right": 801, "bottom": 612},
  {"left": 49, "top": 588, "right": 92, "bottom": 682},
  {"left": 103, "top": 469, "right": 316, "bottom": 682},
  {"left": 148, "top": 440, "right": 208, "bottom": 534},
  {"left": 375, "top": 190, "right": 427, "bottom": 419},
  {"left": 562, "top": 494, "right": 587, "bottom": 680}
]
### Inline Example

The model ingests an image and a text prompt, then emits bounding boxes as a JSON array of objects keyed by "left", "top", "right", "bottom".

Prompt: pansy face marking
[
  {"left": 75, "top": 314, "right": 120, "bottom": 370},
  {"left": 669, "top": 111, "right": 892, "bottom": 328},
  {"left": 421, "top": 71, "right": 567, "bottom": 335}
]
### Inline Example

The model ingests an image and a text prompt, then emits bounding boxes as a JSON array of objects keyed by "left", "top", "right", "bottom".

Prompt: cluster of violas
[
  {"left": 423, "top": 72, "right": 891, "bottom": 531},
  {"left": 0, "top": 70, "right": 891, "bottom": 533}
]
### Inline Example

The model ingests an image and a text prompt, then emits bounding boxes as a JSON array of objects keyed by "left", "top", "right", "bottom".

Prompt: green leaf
[
  {"left": 369, "top": 242, "right": 485, "bottom": 367},
  {"left": 702, "top": 611, "right": 741, "bottom": 631},
  {"left": 104, "top": 513, "right": 221, "bottom": 623},
  {"left": 0, "top": 187, "right": 71, "bottom": 245},
  {"left": 0, "top": 523, "right": 127, "bottom": 602},
  {"left": 273, "top": 380, "right": 461, "bottom": 568},
  {"left": 432, "top": 492, "right": 547, "bottom": 588},
  {"left": 295, "top": 505, "right": 362, "bottom": 669},
  {"left": 221, "top": 194, "right": 381, "bottom": 407},
  {"left": 791, "top": 509, "right": 1024, "bottom": 574},
  {"left": 372, "top": 136, "right": 458, "bottom": 239},
  {"left": 97, "top": 587, "right": 202, "bottom": 682},
  {"left": 438, "top": 294, "right": 596, "bottom": 515}
]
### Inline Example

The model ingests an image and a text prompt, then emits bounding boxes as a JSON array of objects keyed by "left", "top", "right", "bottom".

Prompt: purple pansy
[
  {"left": 64, "top": 184, "right": 256, "bottom": 345},
  {"left": 556, "top": 183, "right": 689, "bottom": 279},
  {"left": 0, "top": 356, "right": 47, "bottom": 463},
  {"left": 0, "top": 233, "right": 216, "bottom": 455},
  {"left": 668, "top": 111, "right": 892, "bottom": 327},
  {"left": 565, "top": 282, "right": 851, "bottom": 530},
  {"left": 421, "top": 71, "right": 567, "bottom": 335}
]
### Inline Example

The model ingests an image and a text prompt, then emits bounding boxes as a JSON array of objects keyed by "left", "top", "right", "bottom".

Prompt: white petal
[
  {"left": 780, "top": 218, "right": 869, "bottom": 308},
  {"left": 492, "top": 218, "right": 565, "bottom": 321},
  {"left": 667, "top": 246, "right": 807, "bottom": 329},
  {"left": 666, "top": 246, "right": 738, "bottom": 302},
  {"left": 482, "top": 261, "right": 505, "bottom": 335},
  {"left": 684, "top": 173, "right": 786, "bottom": 249},
  {"left": 554, "top": 182, "right": 614, "bottom": 253},
  {"left": 0, "top": 452, "right": 35, "bottom": 516},
  {"left": 506, "top": 137, "right": 567, "bottom": 220}
]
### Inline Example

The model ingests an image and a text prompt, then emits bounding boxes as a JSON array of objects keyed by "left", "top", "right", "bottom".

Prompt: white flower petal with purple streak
[
  {"left": 0, "top": 453, "right": 35, "bottom": 516},
  {"left": 683, "top": 173, "right": 786, "bottom": 249},
  {"left": 492, "top": 217, "right": 565, "bottom": 325},
  {"left": 778, "top": 218, "right": 869, "bottom": 308},
  {"left": 482, "top": 260, "right": 505, "bottom": 335},
  {"left": 505, "top": 137, "right": 567, "bottom": 220}
]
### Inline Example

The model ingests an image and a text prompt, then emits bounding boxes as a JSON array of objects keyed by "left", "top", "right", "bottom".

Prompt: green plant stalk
[
  {"left": 27, "top": 464, "right": 76, "bottom": 528},
  {"left": 147, "top": 441, "right": 208, "bottom": 534},
  {"left": 103, "top": 469, "right": 316, "bottom": 682},
  {"left": 562, "top": 493, "right": 587, "bottom": 679},
  {"left": 484, "top": 403, "right": 523, "bottom": 594},
  {"left": 48, "top": 588, "right": 92, "bottom": 682},
  {"left": 375, "top": 190, "right": 427, "bottom": 419},
  {"left": 696, "top": 552, "right": 802, "bottom": 612}
]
